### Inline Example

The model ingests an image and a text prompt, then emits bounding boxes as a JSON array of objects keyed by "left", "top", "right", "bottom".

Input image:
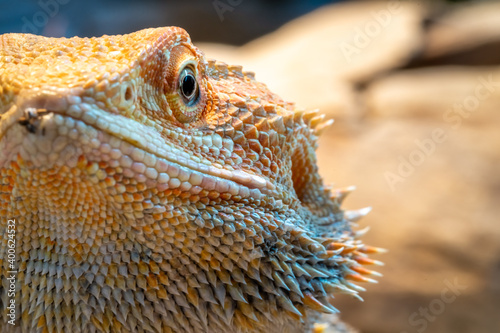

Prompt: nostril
[
  {"left": 15, "top": 93, "right": 69, "bottom": 135},
  {"left": 18, "top": 108, "right": 50, "bottom": 134},
  {"left": 124, "top": 86, "right": 133, "bottom": 101}
]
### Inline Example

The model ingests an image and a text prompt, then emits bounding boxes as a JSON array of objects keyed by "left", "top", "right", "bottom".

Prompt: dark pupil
[{"left": 181, "top": 73, "right": 196, "bottom": 100}]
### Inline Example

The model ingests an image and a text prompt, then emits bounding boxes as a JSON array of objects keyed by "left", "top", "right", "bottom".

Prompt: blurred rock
[
  {"left": 365, "top": 66, "right": 500, "bottom": 123},
  {"left": 413, "top": 2, "right": 500, "bottom": 66},
  {"left": 316, "top": 117, "right": 500, "bottom": 333},
  {"left": 238, "top": 1, "right": 424, "bottom": 83},
  {"left": 198, "top": 1, "right": 425, "bottom": 121}
]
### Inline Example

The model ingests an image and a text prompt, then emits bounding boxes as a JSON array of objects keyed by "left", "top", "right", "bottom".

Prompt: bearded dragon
[{"left": 0, "top": 27, "right": 384, "bottom": 333}]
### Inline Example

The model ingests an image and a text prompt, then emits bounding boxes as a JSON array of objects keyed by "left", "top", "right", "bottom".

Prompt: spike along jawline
[{"left": 205, "top": 102, "right": 385, "bottom": 324}]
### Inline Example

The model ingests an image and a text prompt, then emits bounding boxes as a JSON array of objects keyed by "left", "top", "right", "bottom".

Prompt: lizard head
[{"left": 0, "top": 27, "right": 383, "bottom": 332}]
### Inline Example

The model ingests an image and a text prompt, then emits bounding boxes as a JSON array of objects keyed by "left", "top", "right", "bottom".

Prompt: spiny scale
[{"left": 0, "top": 27, "right": 384, "bottom": 333}]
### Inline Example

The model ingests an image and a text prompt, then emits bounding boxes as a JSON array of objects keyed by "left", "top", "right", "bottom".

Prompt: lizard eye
[
  {"left": 179, "top": 66, "right": 199, "bottom": 105},
  {"left": 164, "top": 44, "right": 208, "bottom": 124}
]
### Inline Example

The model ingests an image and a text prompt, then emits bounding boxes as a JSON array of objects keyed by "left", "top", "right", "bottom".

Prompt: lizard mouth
[{"left": 0, "top": 95, "right": 275, "bottom": 198}]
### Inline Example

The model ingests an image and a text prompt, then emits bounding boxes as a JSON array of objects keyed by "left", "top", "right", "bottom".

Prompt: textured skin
[{"left": 0, "top": 27, "right": 383, "bottom": 333}]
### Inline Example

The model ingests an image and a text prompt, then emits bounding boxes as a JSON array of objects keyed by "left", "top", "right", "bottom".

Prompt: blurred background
[{"left": 1, "top": 0, "right": 499, "bottom": 332}]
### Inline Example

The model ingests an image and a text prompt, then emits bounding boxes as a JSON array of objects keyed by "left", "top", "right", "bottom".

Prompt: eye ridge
[{"left": 179, "top": 66, "right": 199, "bottom": 105}]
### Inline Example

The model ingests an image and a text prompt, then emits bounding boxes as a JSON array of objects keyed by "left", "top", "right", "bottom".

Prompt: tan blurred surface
[
  {"left": 198, "top": 1, "right": 424, "bottom": 122},
  {"left": 422, "top": 1, "right": 500, "bottom": 65},
  {"left": 199, "top": 1, "right": 500, "bottom": 332}
]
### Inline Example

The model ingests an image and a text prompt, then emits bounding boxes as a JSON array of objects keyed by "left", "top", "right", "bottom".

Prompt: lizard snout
[
  {"left": 14, "top": 92, "right": 69, "bottom": 134},
  {"left": 0, "top": 91, "right": 76, "bottom": 168}
]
